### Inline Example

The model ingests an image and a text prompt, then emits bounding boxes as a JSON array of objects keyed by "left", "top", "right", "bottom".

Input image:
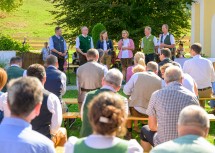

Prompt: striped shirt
[{"left": 146, "top": 81, "right": 199, "bottom": 146}]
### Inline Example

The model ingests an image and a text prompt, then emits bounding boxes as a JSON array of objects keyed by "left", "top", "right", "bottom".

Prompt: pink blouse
[
  {"left": 118, "top": 39, "right": 135, "bottom": 59},
  {"left": 126, "top": 65, "right": 134, "bottom": 82}
]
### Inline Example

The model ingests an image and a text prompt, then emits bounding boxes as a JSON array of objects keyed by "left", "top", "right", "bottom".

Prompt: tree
[
  {"left": 92, "top": 23, "right": 106, "bottom": 47},
  {"left": 48, "top": 0, "right": 194, "bottom": 49},
  {"left": 0, "top": 0, "right": 23, "bottom": 12}
]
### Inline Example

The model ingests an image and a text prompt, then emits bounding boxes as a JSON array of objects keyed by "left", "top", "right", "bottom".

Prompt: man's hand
[
  {"left": 58, "top": 52, "right": 63, "bottom": 56},
  {"left": 62, "top": 52, "right": 67, "bottom": 56},
  {"left": 160, "top": 43, "right": 165, "bottom": 48},
  {"left": 82, "top": 53, "right": 87, "bottom": 57}
]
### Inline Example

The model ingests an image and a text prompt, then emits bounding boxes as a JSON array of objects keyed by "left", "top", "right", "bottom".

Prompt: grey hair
[
  {"left": 81, "top": 26, "right": 88, "bottom": 31},
  {"left": 163, "top": 24, "right": 169, "bottom": 29},
  {"left": 145, "top": 26, "right": 152, "bottom": 32},
  {"left": 147, "top": 61, "right": 158, "bottom": 72},
  {"left": 164, "top": 66, "right": 183, "bottom": 83},
  {"left": 178, "top": 105, "right": 210, "bottom": 128},
  {"left": 104, "top": 68, "right": 123, "bottom": 87},
  {"left": 46, "top": 55, "right": 58, "bottom": 66},
  {"left": 7, "top": 77, "right": 43, "bottom": 117}
]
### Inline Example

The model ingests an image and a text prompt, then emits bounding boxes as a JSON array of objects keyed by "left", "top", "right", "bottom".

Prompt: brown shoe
[{"left": 124, "top": 132, "right": 132, "bottom": 140}]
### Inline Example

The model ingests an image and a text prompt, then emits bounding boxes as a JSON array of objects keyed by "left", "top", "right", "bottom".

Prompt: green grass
[
  {"left": 0, "top": 0, "right": 55, "bottom": 39},
  {"left": 62, "top": 89, "right": 215, "bottom": 145}
]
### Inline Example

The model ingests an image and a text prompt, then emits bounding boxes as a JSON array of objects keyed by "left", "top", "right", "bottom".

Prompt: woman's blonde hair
[
  {"left": 132, "top": 64, "right": 145, "bottom": 73},
  {"left": 122, "top": 30, "right": 129, "bottom": 37},
  {"left": 88, "top": 92, "right": 127, "bottom": 137},
  {"left": 100, "top": 30, "right": 108, "bottom": 41},
  {"left": 0, "top": 68, "right": 7, "bottom": 90},
  {"left": 134, "top": 52, "right": 145, "bottom": 66}
]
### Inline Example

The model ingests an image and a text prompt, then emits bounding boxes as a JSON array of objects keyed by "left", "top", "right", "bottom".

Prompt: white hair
[
  {"left": 104, "top": 68, "right": 123, "bottom": 87},
  {"left": 178, "top": 105, "right": 209, "bottom": 128},
  {"left": 81, "top": 26, "right": 88, "bottom": 31},
  {"left": 164, "top": 66, "right": 183, "bottom": 83}
]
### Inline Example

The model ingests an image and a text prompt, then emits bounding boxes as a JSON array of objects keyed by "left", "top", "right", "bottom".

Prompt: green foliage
[
  {"left": 0, "top": 59, "right": 7, "bottom": 68},
  {"left": 0, "top": 35, "right": 30, "bottom": 52},
  {"left": 0, "top": 0, "right": 23, "bottom": 12},
  {"left": 47, "top": 0, "right": 194, "bottom": 49},
  {"left": 92, "top": 23, "right": 106, "bottom": 47}
]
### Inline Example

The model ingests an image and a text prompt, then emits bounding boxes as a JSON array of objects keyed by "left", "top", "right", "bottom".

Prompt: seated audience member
[
  {"left": 151, "top": 105, "right": 215, "bottom": 153},
  {"left": 140, "top": 66, "right": 199, "bottom": 152},
  {"left": 27, "top": 64, "right": 66, "bottom": 146},
  {"left": 44, "top": 55, "right": 67, "bottom": 103},
  {"left": 41, "top": 42, "right": 50, "bottom": 62},
  {"left": 176, "top": 43, "right": 184, "bottom": 58},
  {"left": 76, "top": 49, "right": 106, "bottom": 110},
  {"left": 80, "top": 68, "right": 128, "bottom": 137},
  {"left": 183, "top": 43, "right": 215, "bottom": 108},
  {"left": 158, "top": 48, "right": 173, "bottom": 77},
  {"left": 0, "top": 68, "right": 7, "bottom": 123},
  {"left": 209, "top": 82, "right": 215, "bottom": 114},
  {"left": 124, "top": 63, "right": 161, "bottom": 139},
  {"left": 65, "top": 92, "right": 142, "bottom": 153},
  {"left": 2, "top": 56, "right": 25, "bottom": 92},
  {"left": 0, "top": 77, "right": 55, "bottom": 153},
  {"left": 126, "top": 52, "right": 145, "bottom": 82},
  {"left": 146, "top": 61, "right": 159, "bottom": 74},
  {"left": 97, "top": 49, "right": 108, "bottom": 73},
  {"left": 160, "top": 63, "right": 198, "bottom": 96}
]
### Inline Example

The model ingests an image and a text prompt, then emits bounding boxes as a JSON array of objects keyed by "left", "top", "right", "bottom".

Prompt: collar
[
  {"left": 163, "top": 32, "right": 170, "bottom": 36},
  {"left": 146, "top": 34, "right": 151, "bottom": 38},
  {"left": 167, "top": 81, "right": 182, "bottom": 87},
  {"left": 82, "top": 34, "right": 88, "bottom": 37},
  {"left": 11, "top": 64, "right": 20, "bottom": 67},
  {"left": 55, "top": 34, "right": 61, "bottom": 39},
  {"left": 101, "top": 85, "right": 116, "bottom": 92},
  {"left": 47, "top": 65, "right": 57, "bottom": 69},
  {"left": 2, "top": 117, "right": 31, "bottom": 129},
  {"left": 193, "top": 54, "right": 201, "bottom": 59}
]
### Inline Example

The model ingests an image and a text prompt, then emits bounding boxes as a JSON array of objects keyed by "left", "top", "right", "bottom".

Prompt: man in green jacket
[
  {"left": 141, "top": 26, "right": 158, "bottom": 64},
  {"left": 80, "top": 68, "right": 128, "bottom": 137},
  {"left": 2, "top": 56, "right": 25, "bottom": 92}
]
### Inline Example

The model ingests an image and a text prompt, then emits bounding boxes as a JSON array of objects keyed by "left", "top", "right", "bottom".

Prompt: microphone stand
[{"left": 22, "top": 37, "right": 26, "bottom": 66}]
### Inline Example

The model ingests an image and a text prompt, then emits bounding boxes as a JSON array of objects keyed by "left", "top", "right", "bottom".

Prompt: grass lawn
[
  {"left": 0, "top": 0, "right": 55, "bottom": 39},
  {"left": 63, "top": 89, "right": 215, "bottom": 145}
]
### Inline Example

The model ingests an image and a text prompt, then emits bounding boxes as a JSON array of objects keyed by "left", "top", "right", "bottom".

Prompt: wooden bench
[
  {"left": 62, "top": 112, "right": 215, "bottom": 122},
  {"left": 63, "top": 98, "right": 78, "bottom": 104},
  {"left": 199, "top": 97, "right": 215, "bottom": 101}
]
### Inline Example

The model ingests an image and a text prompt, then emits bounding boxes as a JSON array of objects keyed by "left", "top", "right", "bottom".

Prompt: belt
[
  {"left": 198, "top": 87, "right": 212, "bottom": 91},
  {"left": 81, "top": 88, "right": 98, "bottom": 92}
]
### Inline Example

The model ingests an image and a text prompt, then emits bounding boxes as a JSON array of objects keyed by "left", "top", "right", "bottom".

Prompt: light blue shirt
[
  {"left": 49, "top": 35, "right": 67, "bottom": 51},
  {"left": 0, "top": 117, "right": 55, "bottom": 153}
]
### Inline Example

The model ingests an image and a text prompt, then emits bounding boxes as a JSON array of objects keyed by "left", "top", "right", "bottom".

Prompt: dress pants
[{"left": 58, "top": 58, "right": 65, "bottom": 72}]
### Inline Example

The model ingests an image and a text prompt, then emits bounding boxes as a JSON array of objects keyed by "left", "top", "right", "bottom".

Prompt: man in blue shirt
[
  {"left": 0, "top": 77, "right": 55, "bottom": 153},
  {"left": 49, "top": 27, "right": 67, "bottom": 72}
]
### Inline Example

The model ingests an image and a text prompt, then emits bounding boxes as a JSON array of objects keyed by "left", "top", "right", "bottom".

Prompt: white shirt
[
  {"left": 121, "top": 38, "right": 130, "bottom": 58},
  {"left": 75, "top": 34, "right": 94, "bottom": 49},
  {"left": 183, "top": 55, "right": 215, "bottom": 89},
  {"left": 123, "top": 72, "right": 160, "bottom": 114},
  {"left": 103, "top": 40, "right": 107, "bottom": 51},
  {"left": 141, "top": 34, "right": 158, "bottom": 48},
  {"left": 0, "top": 92, "right": 62, "bottom": 135},
  {"left": 161, "top": 73, "right": 196, "bottom": 94},
  {"left": 81, "top": 85, "right": 129, "bottom": 120},
  {"left": 64, "top": 134, "right": 143, "bottom": 153}
]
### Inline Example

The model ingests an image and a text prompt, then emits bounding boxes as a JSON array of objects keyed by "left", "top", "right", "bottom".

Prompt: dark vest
[
  {"left": 51, "top": 35, "right": 65, "bottom": 56},
  {"left": 44, "top": 66, "right": 63, "bottom": 100},
  {"left": 79, "top": 35, "right": 91, "bottom": 53},
  {"left": 161, "top": 34, "right": 173, "bottom": 51},
  {"left": 31, "top": 89, "right": 52, "bottom": 139}
]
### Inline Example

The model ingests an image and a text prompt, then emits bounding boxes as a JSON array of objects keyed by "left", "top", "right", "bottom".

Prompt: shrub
[
  {"left": 92, "top": 23, "right": 106, "bottom": 47},
  {"left": 0, "top": 35, "right": 30, "bottom": 53}
]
